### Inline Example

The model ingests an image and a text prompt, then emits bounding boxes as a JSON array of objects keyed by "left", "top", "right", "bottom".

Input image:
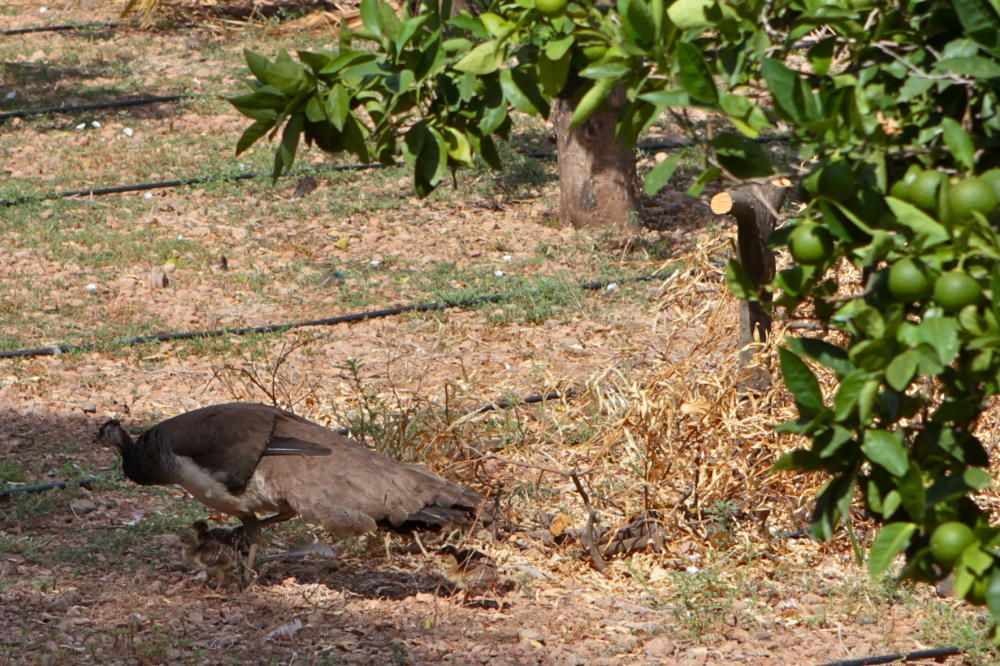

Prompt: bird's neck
[{"left": 119, "top": 430, "right": 174, "bottom": 486}]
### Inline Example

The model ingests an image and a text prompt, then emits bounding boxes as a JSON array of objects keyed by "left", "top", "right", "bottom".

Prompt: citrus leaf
[
  {"left": 780, "top": 347, "right": 824, "bottom": 417},
  {"left": 643, "top": 154, "right": 681, "bottom": 196},
  {"left": 867, "top": 522, "right": 916, "bottom": 576},
  {"left": 862, "top": 429, "right": 909, "bottom": 477},
  {"left": 940, "top": 117, "right": 976, "bottom": 172},
  {"left": 676, "top": 42, "right": 718, "bottom": 104}
]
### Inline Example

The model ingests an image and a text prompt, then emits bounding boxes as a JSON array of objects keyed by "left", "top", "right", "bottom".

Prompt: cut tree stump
[{"left": 710, "top": 180, "right": 790, "bottom": 390}]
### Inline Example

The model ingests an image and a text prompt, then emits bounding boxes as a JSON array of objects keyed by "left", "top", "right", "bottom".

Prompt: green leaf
[
  {"left": 579, "top": 61, "right": 632, "bottom": 80},
  {"left": 953, "top": 0, "right": 1000, "bottom": 48},
  {"left": 919, "top": 316, "right": 961, "bottom": 365},
  {"left": 273, "top": 112, "right": 305, "bottom": 179},
  {"left": 867, "top": 522, "right": 916, "bottom": 576},
  {"left": 325, "top": 85, "right": 351, "bottom": 131},
  {"left": 810, "top": 472, "right": 856, "bottom": 541},
  {"left": 622, "top": 0, "right": 656, "bottom": 46},
  {"left": 676, "top": 42, "right": 718, "bottom": 104},
  {"left": 501, "top": 68, "right": 550, "bottom": 117},
  {"left": 538, "top": 51, "right": 571, "bottom": 97},
  {"left": 244, "top": 49, "right": 270, "bottom": 81},
  {"left": 265, "top": 50, "right": 311, "bottom": 96},
  {"left": 885, "top": 349, "right": 921, "bottom": 391},
  {"left": 987, "top": 569, "right": 1000, "bottom": 619},
  {"left": 479, "top": 12, "right": 515, "bottom": 39},
  {"left": 454, "top": 40, "right": 504, "bottom": 75},
  {"left": 359, "top": 0, "right": 384, "bottom": 41},
  {"left": 643, "top": 155, "right": 681, "bottom": 196},
  {"left": 785, "top": 338, "right": 854, "bottom": 377},
  {"left": 807, "top": 37, "right": 835, "bottom": 77},
  {"left": 235, "top": 118, "right": 275, "bottom": 156},
  {"left": 443, "top": 127, "right": 473, "bottom": 165},
  {"left": 725, "top": 258, "right": 758, "bottom": 300},
  {"left": 884, "top": 197, "right": 950, "bottom": 247},
  {"left": 940, "top": 118, "right": 976, "bottom": 172},
  {"left": 780, "top": 348, "right": 824, "bottom": 418},
  {"left": 638, "top": 89, "right": 690, "bottom": 106},
  {"left": 761, "top": 57, "right": 811, "bottom": 124},
  {"left": 834, "top": 369, "right": 869, "bottom": 421},
  {"left": 544, "top": 34, "right": 575, "bottom": 61},
  {"left": 570, "top": 79, "right": 616, "bottom": 128},
  {"left": 935, "top": 56, "right": 1000, "bottom": 79},
  {"left": 861, "top": 429, "right": 909, "bottom": 477},
  {"left": 771, "top": 449, "right": 823, "bottom": 472},
  {"left": 666, "top": 0, "right": 712, "bottom": 29},
  {"left": 710, "top": 132, "right": 773, "bottom": 178}
]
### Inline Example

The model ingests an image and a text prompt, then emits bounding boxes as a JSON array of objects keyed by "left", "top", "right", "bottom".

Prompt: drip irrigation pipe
[
  {"left": 0, "top": 272, "right": 667, "bottom": 360},
  {"left": 816, "top": 645, "right": 962, "bottom": 666},
  {"left": 0, "top": 476, "right": 99, "bottom": 498},
  {"left": 0, "top": 94, "right": 198, "bottom": 122},
  {"left": 0, "top": 22, "right": 119, "bottom": 35},
  {"left": 0, "top": 386, "right": 580, "bottom": 497},
  {"left": 0, "top": 135, "right": 791, "bottom": 208},
  {"left": 0, "top": 161, "right": 388, "bottom": 207}
]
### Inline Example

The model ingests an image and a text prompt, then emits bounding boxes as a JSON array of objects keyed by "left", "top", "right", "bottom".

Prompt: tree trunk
[
  {"left": 551, "top": 85, "right": 640, "bottom": 229},
  {"left": 710, "top": 182, "right": 788, "bottom": 390}
]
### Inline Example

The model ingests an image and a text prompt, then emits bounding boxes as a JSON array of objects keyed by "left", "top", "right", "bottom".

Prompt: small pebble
[
  {"left": 606, "top": 283, "right": 619, "bottom": 291},
  {"left": 5, "top": 92, "right": 15, "bottom": 100},
  {"left": 39, "top": 6, "right": 48, "bottom": 12},
  {"left": 144, "top": 193, "right": 153, "bottom": 199},
  {"left": 123, "top": 127, "right": 134, "bottom": 137},
  {"left": 369, "top": 259, "right": 381, "bottom": 268},
  {"left": 494, "top": 270, "right": 504, "bottom": 277},
  {"left": 85, "top": 283, "right": 97, "bottom": 292},
  {"left": 75, "top": 123, "right": 86, "bottom": 131},
  {"left": 686, "top": 565, "right": 699, "bottom": 574},
  {"left": 91, "top": 121, "right": 101, "bottom": 128},
  {"left": 502, "top": 254, "right": 512, "bottom": 262}
]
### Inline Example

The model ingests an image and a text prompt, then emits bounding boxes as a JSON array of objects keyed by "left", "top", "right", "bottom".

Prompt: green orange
[
  {"left": 934, "top": 271, "right": 981, "bottom": 312},
  {"left": 908, "top": 170, "right": 945, "bottom": 212},
  {"left": 788, "top": 224, "right": 834, "bottom": 265},
  {"left": 948, "top": 177, "right": 1000, "bottom": 222},
  {"left": 930, "top": 522, "right": 975, "bottom": 566},
  {"left": 887, "top": 258, "right": 933, "bottom": 302},
  {"left": 535, "top": 0, "right": 568, "bottom": 16}
]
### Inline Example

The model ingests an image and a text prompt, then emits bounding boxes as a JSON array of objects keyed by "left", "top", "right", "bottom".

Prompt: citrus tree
[
  {"left": 229, "top": 0, "right": 772, "bottom": 227},
  {"left": 231, "top": 0, "right": 1000, "bottom": 626},
  {"left": 702, "top": 0, "right": 1000, "bottom": 623}
]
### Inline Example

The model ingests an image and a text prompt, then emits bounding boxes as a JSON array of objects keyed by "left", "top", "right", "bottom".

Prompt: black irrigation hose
[
  {"left": 0, "top": 22, "right": 119, "bottom": 35},
  {"left": 816, "top": 645, "right": 962, "bottom": 666},
  {"left": 0, "top": 161, "right": 388, "bottom": 207},
  {"left": 0, "top": 476, "right": 99, "bottom": 498},
  {"left": 0, "top": 135, "right": 791, "bottom": 208},
  {"left": 0, "top": 273, "right": 667, "bottom": 360},
  {"left": 0, "top": 94, "right": 198, "bottom": 122}
]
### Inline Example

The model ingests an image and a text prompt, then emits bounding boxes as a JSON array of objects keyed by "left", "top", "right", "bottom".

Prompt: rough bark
[
  {"left": 551, "top": 85, "right": 640, "bottom": 229},
  {"left": 710, "top": 182, "right": 788, "bottom": 390}
]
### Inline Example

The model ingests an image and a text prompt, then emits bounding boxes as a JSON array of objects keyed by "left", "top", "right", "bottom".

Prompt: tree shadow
[
  {"left": 258, "top": 555, "right": 459, "bottom": 600},
  {"left": 0, "top": 56, "right": 184, "bottom": 126}
]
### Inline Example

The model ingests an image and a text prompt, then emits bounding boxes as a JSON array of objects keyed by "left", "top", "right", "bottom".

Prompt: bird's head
[{"left": 94, "top": 419, "right": 133, "bottom": 452}]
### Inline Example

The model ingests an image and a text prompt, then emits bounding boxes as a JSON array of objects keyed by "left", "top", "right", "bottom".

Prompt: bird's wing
[
  {"left": 151, "top": 403, "right": 329, "bottom": 493},
  {"left": 256, "top": 415, "right": 481, "bottom": 535}
]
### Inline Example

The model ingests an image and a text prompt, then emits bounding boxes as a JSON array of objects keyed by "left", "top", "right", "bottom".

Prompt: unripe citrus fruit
[
  {"left": 982, "top": 169, "right": 1000, "bottom": 200},
  {"left": 934, "top": 271, "right": 981, "bottom": 312},
  {"left": 788, "top": 224, "right": 834, "bottom": 265},
  {"left": 949, "top": 177, "right": 1000, "bottom": 222},
  {"left": 887, "top": 258, "right": 932, "bottom": 301},
  {"left": 930, "top": 522, "right": 975, "bottom": 566},
  {"left": 909, "top": 170, "right": 945, "bottom": 212},
  {"left": 581, "top": 44, "right": 607, "bottom": 61},
  {"left": 535, "top": 0, "right": 568, "bottom": 16},
  {"left": 803, "top": 161, "right": 854, "bottom": 203}
]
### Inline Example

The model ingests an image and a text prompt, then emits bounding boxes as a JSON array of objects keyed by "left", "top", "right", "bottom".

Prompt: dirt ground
[{"left": 0, "top": 2, "right": 994, "bottom": 664}]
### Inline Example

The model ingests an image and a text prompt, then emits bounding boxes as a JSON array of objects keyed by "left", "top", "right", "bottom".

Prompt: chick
[
  {"left": 180, "top": 520, "right": 250, "bottom": 588},
  {"left": 436, "top": 545, "right": 513, "bottom": 601}
]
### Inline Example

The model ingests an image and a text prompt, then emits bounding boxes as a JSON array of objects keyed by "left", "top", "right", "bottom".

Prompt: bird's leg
[{"left": 241, "top": 516, "right": 263, "bottom": 583}]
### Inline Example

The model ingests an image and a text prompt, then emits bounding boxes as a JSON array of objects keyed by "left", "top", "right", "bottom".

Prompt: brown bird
[
  {"left": 96, "top": 402, "right": 481, "bottom": 575},
  {"left": 181, "top": 520, "right": 249, "bottom": 588},
  {"left": 436, "top": 545, "right": 512, "bottom": 600}
]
